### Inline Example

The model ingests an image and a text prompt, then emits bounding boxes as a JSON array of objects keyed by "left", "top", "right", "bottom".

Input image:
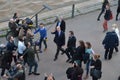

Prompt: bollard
[
  {"left": 35, "top": 14, "right": 38, "bottom": 28},
  {"left": 72, "top": 4, "right": 75, "bottom": 18}
]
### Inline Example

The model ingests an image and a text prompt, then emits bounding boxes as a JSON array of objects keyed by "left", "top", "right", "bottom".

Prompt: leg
[
  {"left": 28, "top": 65, "right": 33, "bottom": 75},
  {"left": 108, "top": 48, "right": 114, "bottom": 60},
  {"left": 43, "top": 39, "right": 47, "bottom": 51},
  {"left": 104, "top": 48, "right": 109, "bottom": 60},
  {"left": 114, "top": 46, "right": 119, "bottom": 52},
  {"left": 65, "top": 48, "right": 71, "bottom": 62},
  {"left": 13, "top": 55, "right": 17, "bottom": 63},
  {"left": 97, "top": 8, "right": 105, "bottom": 20},
  {"left": 92, "top": 76, "right": 98, "bottom": 80},
  {"left": 39, "top": 38, "right": 43, "bottom": 52},
  {"left": 1, "top": 68, "right": 5, "bottom": 76},
  {"left": 103, "top": 20, "right": 108, "bottom": 32},
  {"left": 54, "top": 45, "right": 60, "bottom": 61},
  {"left": 33, "top": 61, "right": 38, "bottom": 73}
]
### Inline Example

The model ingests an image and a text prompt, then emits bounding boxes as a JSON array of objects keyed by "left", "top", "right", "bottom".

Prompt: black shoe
[
  {"left": 66, "top": 59, "right": 71, "bottom": 62},
  {"left": 32, "top": 72, "right": 40, "bottom": 75},
  {"left": 97, "top": 18, "right": 100, "bottom": 21},
  {"left": 54, "top": 58, "right": 57, "bottom": 61},
  {"left": 28, "top": 73, "right": 32, "bottom": 75},
  {"left": 116, "top": 18, "right": 118, "bottom": 21}
]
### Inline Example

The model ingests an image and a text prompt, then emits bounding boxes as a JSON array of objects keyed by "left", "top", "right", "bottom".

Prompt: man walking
[
  {"left": 102, "top": 31, "right": 119, "bottom": 60},
  {"left": 34, "top": 23, "right": 47, "bottom": 53},
  {"left": 65, "top": 31, "right": 76, "bottom": 62},
  {"left": 51, "top": 26, "right": 65, "bottom": 61}
]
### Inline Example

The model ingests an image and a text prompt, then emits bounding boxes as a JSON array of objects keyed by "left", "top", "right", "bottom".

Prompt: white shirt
[{"left": 18, "top": 41, "right": 26, "bottom": 54}]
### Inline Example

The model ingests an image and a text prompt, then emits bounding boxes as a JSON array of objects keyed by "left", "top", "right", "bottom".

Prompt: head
[
  {"left": 39, "top": 23, "right": 44, "bottom": 28},
  {"left": 25, "top": 42, "right": 31, "bottom": 48},
  {"left": 93, "top": 54, "right": 100, "bottom": 60},
  {"left": 19, "top": 36, "right": 24, "bottom": 42},
  {"left": 79, "top": 40, "right": 85, "bottom": 48},
  {"left": 56, "top": 26, "right": 61, "bottom": 32},
  {"left": 69, "top": 31, "right": 74, "bottom": 37},
  {"left": 14, "top": 12, "right": 18, "bottom": 17},
  {"left": 85, "top": 42, "right": 92, "bottom": 49},
  {"left": 112, "top": 24, "right": 118, "bottom": 30},
  {"left": 8, "top": 35, "right": 14, "bottom": 42}
]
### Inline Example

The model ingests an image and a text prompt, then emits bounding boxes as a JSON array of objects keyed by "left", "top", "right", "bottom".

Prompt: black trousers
[
  {"left": 55, "top": 45, "right": 65, "bottom": 59},
  {"left": 97, "top": 7, "right": 105, "bottom": 19},
  {"left": 65, "top": 47, "right": 74, "bottom": 59},
  {"left": 104, "top": 47, "right": 114, "bottom": 60},
  {"left": 39, "top": 38, "right": 47, "bottom": 50}
]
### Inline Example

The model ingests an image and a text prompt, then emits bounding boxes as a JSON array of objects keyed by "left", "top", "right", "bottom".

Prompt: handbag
[
  {"left": 90, "top": 68, "right": 102, "bottom": 79},
  {"left": 110, "top": 11, "right": 113, "bottom": 20}
]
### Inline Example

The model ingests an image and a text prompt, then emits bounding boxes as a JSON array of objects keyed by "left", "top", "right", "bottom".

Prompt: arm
[{"left": 34, "top": 28, "right": 40, "bottom": 34}]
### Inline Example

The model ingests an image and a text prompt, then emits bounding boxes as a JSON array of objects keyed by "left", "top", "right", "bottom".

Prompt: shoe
[
  {"left": 97, "top": 18, "right": 100, "bottom": 21},
  {"left": 32, "top": 72, "right": 40, "bottom": 75},
  {"left": 66, "top": 59, "right": 71, "bottom": 62},
  {"left": 116, "top": 18, "right": 118, "bottom": 21},
  {"left": 54, "top": 58, "right": 57, "bottom": 61},
  {"left": 28, "top": 73, "right": 32, "bottom": 75}
]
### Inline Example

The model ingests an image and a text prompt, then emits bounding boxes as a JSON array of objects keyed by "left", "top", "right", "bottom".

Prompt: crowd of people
[{"left": 0, "top": 0, "right": 120, "bottom": 80}]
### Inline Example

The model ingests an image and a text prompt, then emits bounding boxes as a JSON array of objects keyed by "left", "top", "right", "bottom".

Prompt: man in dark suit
[
  {"left": 65, "top": 31, "right": 76, "bottom": 62},
  {"left": 51, "top": 26, "right": 65, "bottom": 61},
  {"left": 102, "top": 31, "right": 119, "bottom": 60},
  {"left": 56, "top": 16, "right": 66, "bottom": 32}
]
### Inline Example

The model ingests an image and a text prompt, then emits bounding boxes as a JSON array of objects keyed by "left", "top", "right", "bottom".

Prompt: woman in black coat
[
  {"left": 90, "top": 54, "right": 102, "bottom": 80},
  {"left": 103, "top": 3, "right": 112, "bottom": 32}
]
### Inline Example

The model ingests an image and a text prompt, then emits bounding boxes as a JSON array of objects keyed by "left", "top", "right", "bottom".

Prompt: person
[
  {"left": 84, "top": 42, "right": 95, "bottom": 80},
  {"left": 112, "top": 24, "right": 120, "bottom": 52},
  {"left": 6, "top": 35, "right": 17, "bottom": 64},
  {"left": 103, "top": 3, "right": 112, "bottom": 32},
  {"left": 55, "top": 16, "right": 66, "bottom": 32},
  {"left": 102, "top": 31, "right": 119, "bottom": 60},
  {"left": 17, "top": 36, "right": 26, "bottom": 59},
  {"left": 51, "top": 26, "right": 65, "bottom": 61},
  {"left": 34, "top": 23, "right": 47, "bottom": 53},
  {"left": 90, "top": 54, "right": 102, "bottom": 80},
  {"left": 116, "top": 0, "right": 120, "bottom": 21},
  {"left": 118, "top": 76, "right": 120, "bottom": 80},
  {"left": 74, "top": 40, "right": 86, "bottom": 67},
  {"left": 13, "top": 12, "right": 20, "bottom": 24},
  {"left": 1, "top": 51, "right": 11, "bottom": 76},
  {"left": 3, "top": 63, "right": 25, "bottom": 80},
  {"left": 44, "top": 73, "right": 55, "bottom": 80},
  {"left": 22, "top": 42, "right": 40, "bottom": 75},
  {"left": 8, "top": 19, "right": 19, "bottom": 37},
  {"left": 66, "top": 62, "right": 83, "bottom": 80},
  {"left": 65, "top": 31, "right": 76, "bottom": 63},
  {"left": 97, "top": 0, "right": 109, "bottom": 21}
]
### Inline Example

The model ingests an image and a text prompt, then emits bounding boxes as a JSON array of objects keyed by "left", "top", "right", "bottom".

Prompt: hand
[{"left": 20, "top": 56, "right": 23, "bottom": 60}]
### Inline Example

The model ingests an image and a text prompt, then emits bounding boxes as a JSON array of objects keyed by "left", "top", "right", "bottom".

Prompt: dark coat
[
  {"left": 56, "top": 20, "right": 66, "bottom": 32},
  {"left": 104, "top": 9, "right": 111, "bottom": 21},
  {"left": 102, "top": 31, "right": 119, "bottom": 49},
  {"left": 52, "top": 31, "right": 65, "bottom": 46},
  {"left": 67, "top": 36, "right": 76, "bottom": 48},
  {"left": 75, "top": 46, "right": 86, "bottom": 61},
  {"left": 91, "top": 59, "right": 102, "bottom": 70}
]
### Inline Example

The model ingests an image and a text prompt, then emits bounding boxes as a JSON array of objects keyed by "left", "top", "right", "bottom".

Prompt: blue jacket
[
  {"left": 102, "top": 31, "right": 119, "bottom": 48},
  {"left": 34, "top": 27, "right": 47, "bottom": 39}
]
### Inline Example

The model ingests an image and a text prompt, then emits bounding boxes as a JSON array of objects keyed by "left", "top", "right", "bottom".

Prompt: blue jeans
[
  {"left": 29, "top": 61, "right": 38, "bottom": 73},
  {"left": 86, "top": 60, "right": 91, "bottom": 75}
]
